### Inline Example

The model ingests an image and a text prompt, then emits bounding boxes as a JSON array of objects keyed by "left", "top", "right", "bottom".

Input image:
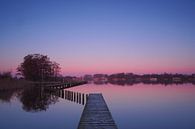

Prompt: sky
[{"left": 0, "top": 0, "right": 195, "bottom": 76}]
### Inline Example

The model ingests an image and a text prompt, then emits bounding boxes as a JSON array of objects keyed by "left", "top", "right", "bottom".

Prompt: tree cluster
[{"left": 17, "top": 54, "right": 60, "bottom": 81}]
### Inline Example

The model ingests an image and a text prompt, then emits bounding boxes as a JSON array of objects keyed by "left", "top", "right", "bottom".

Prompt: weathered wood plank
[{"left": 78, "top": 94, "right": 118, "bottom": 129}]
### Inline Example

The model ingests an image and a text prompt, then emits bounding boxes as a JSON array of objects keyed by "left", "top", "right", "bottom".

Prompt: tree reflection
[
  {"left": 19, "top": 86, "right": 59, "bottom": 112},
  {"left": 0, "top": 90, "right": 20, "bottom": 102}
]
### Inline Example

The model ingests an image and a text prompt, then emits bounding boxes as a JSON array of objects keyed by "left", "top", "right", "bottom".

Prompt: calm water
[{"left": 0, "top": 83, "right": 195, "bottom": 129}]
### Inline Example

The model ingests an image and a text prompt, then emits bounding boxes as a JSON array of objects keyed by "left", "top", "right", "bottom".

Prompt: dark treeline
[{"left": 84, "top": 73, "right": 195, "bottom": 85}]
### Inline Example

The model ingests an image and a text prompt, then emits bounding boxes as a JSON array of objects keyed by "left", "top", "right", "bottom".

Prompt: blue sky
[{"left": 0, "top": 0, "right": 195, "bottom": 75}]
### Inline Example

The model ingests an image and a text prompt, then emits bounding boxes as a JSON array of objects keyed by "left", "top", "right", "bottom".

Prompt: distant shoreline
[{"left": 83, "top": 73, "right": 195, "bottom": 85}]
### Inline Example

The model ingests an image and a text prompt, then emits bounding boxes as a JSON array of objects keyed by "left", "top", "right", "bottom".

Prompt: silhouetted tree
[{"left": 17, "top": 54, "right": 61, "bottom": 81}]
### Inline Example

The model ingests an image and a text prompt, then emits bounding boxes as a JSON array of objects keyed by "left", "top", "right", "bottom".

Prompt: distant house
[
  {"left": 135, "top": 78, "right": 142, "bottom": 82},
  {"left": 83, "top": 75, "right": 93, "bottom": 81},
  {"left": 108, "top": 73, "right": 125, "bottom": 80},
  {"left": 150, "top": 78, "right": 157, "bottom": 82},
  {"left": 172, "top": 77, "right": 181, "bottom": 82},
  {"left": 63, "top": 76, "right": 82, "bottom": 82},
  {"left": 93, "top": 74, "right": 108, "bottom": 81}
]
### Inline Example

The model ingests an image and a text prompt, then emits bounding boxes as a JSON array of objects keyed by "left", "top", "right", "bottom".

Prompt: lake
[{"left": 0, "top": 83, "right": 195, "bottom": 129}]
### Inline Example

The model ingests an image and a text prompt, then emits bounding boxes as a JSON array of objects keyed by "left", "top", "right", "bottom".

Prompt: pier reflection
[{"left": 55, "top": 90, "right": 88, "bottom": 105}]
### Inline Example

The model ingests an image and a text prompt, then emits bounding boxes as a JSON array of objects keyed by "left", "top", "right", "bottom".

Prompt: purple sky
[{"left": 0, "top": 0, "right": 195, "bottom": 76}]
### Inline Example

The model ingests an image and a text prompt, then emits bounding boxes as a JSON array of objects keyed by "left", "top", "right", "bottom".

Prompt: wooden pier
[
  {"left": 78, "top": 94, "right": 118, "bottom": 129},
  {"left": 36, "top": 81, "right": 87, "bottom": 90}
]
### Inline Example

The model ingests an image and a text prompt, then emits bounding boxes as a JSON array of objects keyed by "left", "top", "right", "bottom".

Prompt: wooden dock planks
[
  {"left": 41, "top": 81, "right": 87, "bottom": 91},
  {"left": 78, "top": 94, "right": 118, "bottom": 129}
]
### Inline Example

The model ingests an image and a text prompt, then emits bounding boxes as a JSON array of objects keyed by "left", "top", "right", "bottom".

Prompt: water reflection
[
  {"left": 0, "top": 89, "right": 21, "bottom": 102},
  {"left": 71, "top": 83, "right": 195, "bottom": 129},
  {"left": 93, "top": 79, "right": 195, "bottom": 86},
  {"left": 19, "top": 86, "right": 59, "bottom": 112},
  {"left": 0, "top": 85, "right": 59, "bottom": 112},
  {"left": 0, "top": 84, "right": 84, "bottom": 129},
  {"left": 0, "top": 84, "right": 88, "bottom": 112},
  {"left": 0, "top": 83, "right": 195, "bottom": 129},
  {"left": 54, "top": 90, "right": 88, "bottom": 105}
]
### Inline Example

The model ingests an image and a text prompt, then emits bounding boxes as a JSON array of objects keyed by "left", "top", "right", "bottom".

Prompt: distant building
[
  {"left": 150, "top": 78, "right": 157, "bottom": 82},
  {"left": 172, "top": 77, "right": 181, "bottom": 82},
  {"left": 83, "top": 75, "right": 93, "bottom": 81},
  {"left": 63, "top": 76, "right": 82, "bottom": 82},
  {"left": 93, "top": 74, "right": 108, "bottom": 81}
]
